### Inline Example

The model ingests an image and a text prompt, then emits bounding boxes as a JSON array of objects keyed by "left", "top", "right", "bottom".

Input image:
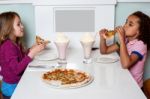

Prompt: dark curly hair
[{"left": 131, "top": 11, "right": 150, "bottom": 50}]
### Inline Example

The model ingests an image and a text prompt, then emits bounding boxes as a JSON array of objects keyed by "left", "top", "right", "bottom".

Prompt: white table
[{"left": 11, "top": 49, "right": 146, "bottom": 99}]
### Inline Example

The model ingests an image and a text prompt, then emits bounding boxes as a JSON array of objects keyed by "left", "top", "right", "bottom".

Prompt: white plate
[
  {"left": 35, "top": 50, "right": 58, "bottom": 61},
  {"left": 94, "top": 56, "right": 119, "bottom": 63},
  {"left": 45, "top": 76, "right": 94, "bottom": 89}
]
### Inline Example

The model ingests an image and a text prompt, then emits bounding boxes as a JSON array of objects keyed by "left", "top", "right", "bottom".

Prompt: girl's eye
[
  {"left": 17, "top": 22, "right": 22, "bottom": 26},
  {"left": 129, "top": 23, "right": 133, "bottom": 26}
]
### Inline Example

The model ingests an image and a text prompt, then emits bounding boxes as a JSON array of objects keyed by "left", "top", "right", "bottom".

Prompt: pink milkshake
[
  {"left": 55, "top": 33, "right": 69, "bottom": 64},
  {"left": 55, "top": 42, "right": 69, "bottom": 64},
  {"left": 80, "top": 33, "right": 95, "bottom": 64}
]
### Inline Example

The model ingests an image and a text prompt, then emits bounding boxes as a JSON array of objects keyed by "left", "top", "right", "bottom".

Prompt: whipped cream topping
[
  {"left": 55, "top": 32, "right": 69, "bottom": 43},
  {"left": 80, "top": 33, "right": 95, "bottom": 42}
]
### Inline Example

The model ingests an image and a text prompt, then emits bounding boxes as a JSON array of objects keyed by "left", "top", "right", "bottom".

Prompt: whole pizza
[{"left": 42, "top": 69, "right": 93, "bottom": 88}]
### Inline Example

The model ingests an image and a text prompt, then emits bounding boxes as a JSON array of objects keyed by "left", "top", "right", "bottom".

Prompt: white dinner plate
[
  {"left": 94, "top": 55, "right": 119, "bottom": 63},
  {"left": 45, "top": 76, "right": 94, "bottom": 89}
]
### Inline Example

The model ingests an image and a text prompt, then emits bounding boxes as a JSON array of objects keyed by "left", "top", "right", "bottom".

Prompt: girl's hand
[
  {"left": 115, "top": 26, "right": 125, "bottom": 43},
  {"left": 99, "top": 29, "right": 108, "bottom": 39},
  {"left": 28, "top": 43, "right": 46, "bottom": 58},
  {"left": 29, "top": 44, "right": 37, "bottom": 52}
]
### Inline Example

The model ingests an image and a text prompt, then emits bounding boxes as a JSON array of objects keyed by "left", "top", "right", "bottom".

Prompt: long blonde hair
[{"left": 0, "top": 11, "right": 26, "bottom": 51}]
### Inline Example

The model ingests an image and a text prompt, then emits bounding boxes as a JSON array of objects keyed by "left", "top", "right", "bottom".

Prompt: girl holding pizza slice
[
  {"left": 99, "top": 11, "right": 150, "bottom": 88},
  {"left": 0, "top": 11, "right": 46, "bottom": 99}
]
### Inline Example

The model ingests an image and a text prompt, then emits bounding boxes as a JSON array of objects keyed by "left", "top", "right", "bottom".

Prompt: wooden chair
[{"left": 143, "top": 79, "right": 150, "bottom": 99}]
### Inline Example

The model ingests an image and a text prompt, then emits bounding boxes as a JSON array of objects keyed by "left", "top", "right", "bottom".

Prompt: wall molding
[
  {"left": 0, "top": 0, "right": 33, "bottom": 4},
  {"left": 33, "top": 0, "right": 116, "bottom": 6},
  {"left": 0, "top": 0, "right": 116, "bottom": 5},
  {"left": 0, "top": 0, "right": 149, "bottom": 4}
]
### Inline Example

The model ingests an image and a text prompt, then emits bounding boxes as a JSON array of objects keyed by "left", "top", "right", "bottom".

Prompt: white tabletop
[{"left": 11, "top": 49, "right": 146, "bottom": 99}]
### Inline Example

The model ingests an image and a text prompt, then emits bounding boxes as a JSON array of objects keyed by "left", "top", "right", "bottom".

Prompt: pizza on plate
[
  {"left": 36, "top": 36, "right": 50, "bottom": 45},
  {"left": 42, "top": 69, "right": 93, "bottom": 88}
]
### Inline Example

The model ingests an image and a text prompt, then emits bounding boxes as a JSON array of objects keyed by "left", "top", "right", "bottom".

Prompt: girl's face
[
  {"left": 123, "top": 15, "right": 140, "bottom": 38},
  {"left": 13, "top": 15, "right": 24, "bottom": 37}
]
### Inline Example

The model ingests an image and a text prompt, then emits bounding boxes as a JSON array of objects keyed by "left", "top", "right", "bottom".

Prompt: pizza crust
[
  {"left": 105, "top": 30, "right": 115, "bottom": 38},
  {"left": 36, "top": 36, "right": 50, "bottom": 45}
]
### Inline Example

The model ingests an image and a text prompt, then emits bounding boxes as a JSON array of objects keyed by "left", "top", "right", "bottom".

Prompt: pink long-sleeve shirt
[{"left": 0, "top": 39, "right": 32, "bottom": 84}]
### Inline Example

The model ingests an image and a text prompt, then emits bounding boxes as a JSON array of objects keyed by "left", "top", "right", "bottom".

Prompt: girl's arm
[
  {"left": 99, "top": 29, "right": 119, "bottom": 54},
  {"left": 4, "top": 42, "right": 46, "bottom": 75},
  {"left": 116, "top": 26, "right": 139, "bottom": 69},
  {"left": 119, "top": 40, "right": 139, "bottom": 69},
  {"left": 4, "top": 43, "right": 32, "bottom": 75},
  {"left": 28, "top": 43, "right": 46, "bottom": 58}
]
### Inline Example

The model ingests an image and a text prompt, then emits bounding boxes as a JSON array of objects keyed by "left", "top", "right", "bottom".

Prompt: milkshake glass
[
  {"left": 55, "top": 41, "right": 69, "bottom": 64},
  {"left": 55, "top": 33, "right": 69, "bottom": 65},
  {"left": 80, "top": 33, "right": 95, "bottom": 64},
  {"left": 80, "top": 41, "right": 94, "bottom": 63}
]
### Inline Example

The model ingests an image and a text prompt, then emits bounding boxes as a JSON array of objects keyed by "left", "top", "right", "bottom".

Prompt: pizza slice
[
  {"left": 36, "top": 36, "right": 50, "bottom": 45},
  {"left": 105, "top": 30, "right": 116, "bottom": 38}
]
